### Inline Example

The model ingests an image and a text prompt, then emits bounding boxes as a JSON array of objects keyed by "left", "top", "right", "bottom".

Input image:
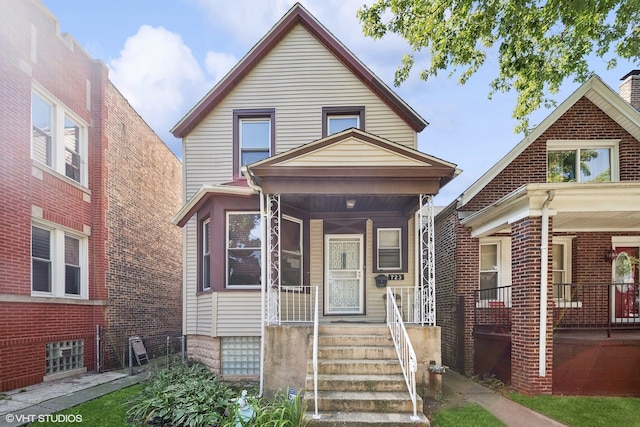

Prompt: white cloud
[{"left": 204, "top": 51, "right": 238, "bottom": 84}]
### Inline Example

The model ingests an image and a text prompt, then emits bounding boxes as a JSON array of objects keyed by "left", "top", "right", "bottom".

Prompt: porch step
[
  {"left": 304, "top": 325, "right": 428, "bottom": 426},
  {"left": 305, "top": 411, "right": 429, "bottom": 427},
  {"left": 307, "top": 374, "right": 408, "bottom": 392}
]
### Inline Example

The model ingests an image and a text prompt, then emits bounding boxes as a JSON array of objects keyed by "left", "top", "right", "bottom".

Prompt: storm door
[
  {"left": 612, "top": 246, "right": 639, "bottom": 322},
  {"left": 325, "top": 234, "right": 364, "bottom": 314}
]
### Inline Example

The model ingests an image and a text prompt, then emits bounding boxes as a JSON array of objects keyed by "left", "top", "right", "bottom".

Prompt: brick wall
[
  {"left": 619, "top": 72, "right": 640, "bottom": 111},
  {"left": 102, "top": 81, "right": 183, "bottom": 369}
]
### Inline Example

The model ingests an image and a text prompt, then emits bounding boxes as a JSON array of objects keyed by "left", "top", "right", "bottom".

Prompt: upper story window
[
  {"left": 233, "top": 109, "right": 275, "bottom": 177},
  {"left": 377, "top": 228, "right": 401, "bottom": 271},
  {"left": 31, "top": 90, "right": 87, "bottom": 185},
  {"left": 227, "top": 212, "right": 262, "bottom": 288},
  {"left": 322, "top": 106, "right": 365, "bottom": 137},
  {"left": 478, "top": 237, "right": 511, "bottom": 304},
  {"left": 32, "top": 222, "right": 88, "bottom": 299},
  {"left": 547, "top": 140, "right": 619, "bottom": 183}
]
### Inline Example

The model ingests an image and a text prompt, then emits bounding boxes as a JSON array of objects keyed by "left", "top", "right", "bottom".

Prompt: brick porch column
[{"left": 510, "top": 216, "right": 554, "bottom": 395}]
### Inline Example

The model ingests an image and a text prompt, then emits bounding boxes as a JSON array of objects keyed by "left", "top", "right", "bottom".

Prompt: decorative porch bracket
[
  {"left": 419, "top": 194, "right": 436, "bottom": 326},
  {"left": 266, "top": 193, "right": 281, "bottom": 325}
]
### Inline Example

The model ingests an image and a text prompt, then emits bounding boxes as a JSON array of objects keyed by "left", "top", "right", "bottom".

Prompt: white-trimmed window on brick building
[
  {"left": 221, "top": 337, "right": 260, "bottom": 375},
  {"left": 478, "top": 237, "right": 511, "bottom": 307},
  {"left": 31, "top": 89, "right": 87, "bottom": 185},
  {"left": 552, "top": 236, "right": 577, "bottom": 306},
  {"left": 31, "top": 222, "right": 88, "bottom": 299},
  {"left": 547, "top": 139, "right": 619, "bottom": 183}
]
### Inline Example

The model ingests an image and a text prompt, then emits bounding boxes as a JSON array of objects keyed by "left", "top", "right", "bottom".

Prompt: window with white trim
[
  {"left": 239, "top": 118, "right": 271, "bottom": 168},
  {"left": 31, "top": 90, "right": 87, "bottom": 185},
  {"left": 377, "top": 228, "right": 401, "bottom": 270},
  {"left": 478, "top": 238, "right": 511, "bottom": 305},
  {"left": 202, "top": 218, "right": 211, "bottom": 291},
  {"left": 32, "top": 223, "right": 88, "bottom": 298},
  {"left": 227, "top": 212, "right": 262, "bottom": 288},
  {"left": 552, "top": 237, "right": 576, "bottom": 304},
  {"left": 547, "top": 139, "right": 619, "bottom": 183},
  {"left": 281, "top": 216, "right": 303, "bottom": 288},
  {"left": 322, "top": 106, "right": 364, "bottom": 137}
]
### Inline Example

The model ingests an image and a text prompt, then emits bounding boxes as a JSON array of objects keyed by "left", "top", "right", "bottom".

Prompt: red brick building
[
  {"left": 436, "top": 72, "right": 640, "bottom": 396},
  {"left": 0, "top": 0, "right": 182, "bottom": 391}
]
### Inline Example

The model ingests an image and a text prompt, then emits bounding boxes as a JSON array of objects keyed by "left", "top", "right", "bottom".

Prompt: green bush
[
  {"left": 127, "top": 362, "right": 234, "bottom": 426},
  {"left": 224, "top": 389, "right": 307, "bottom": 427}
]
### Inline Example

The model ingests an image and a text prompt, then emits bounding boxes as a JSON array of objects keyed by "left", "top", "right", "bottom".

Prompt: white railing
[
  {"left": 386, "top": 287, "right": 420, "bottom": 421},
  {"left": 278, "top": 285, "right": 318, "bottom": 323},
  {"left": 387, "top": 286, "right": 427, "bottom": 324},
  {"left": 311, "top": 286, "right": 320, "bottom": 420}
]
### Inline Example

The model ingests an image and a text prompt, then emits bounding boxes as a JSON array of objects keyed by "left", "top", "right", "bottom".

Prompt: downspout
[
  {"left": 539, "top": 189, "right": 555, "bottom": 377},
  {"left": 242, "top": 166, "right": 266, "bottom": 396}
]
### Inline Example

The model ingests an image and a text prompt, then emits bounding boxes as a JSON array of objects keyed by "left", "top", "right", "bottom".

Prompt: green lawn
[
  {"left": 432, "top": 403, "right": 506, "bottom": 427},
  {"left": 29, "top": 384, "right": 141, "bottom": 427}
]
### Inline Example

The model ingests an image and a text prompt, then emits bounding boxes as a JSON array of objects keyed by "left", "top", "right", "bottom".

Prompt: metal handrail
[
  {"left": 386, "top": 287, "right": 420, "bottom": 421},
  {"left": 312, "top": 286, "right": 320, "bottom": 420}
]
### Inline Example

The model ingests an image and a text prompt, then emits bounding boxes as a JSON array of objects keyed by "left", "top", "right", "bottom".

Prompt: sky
[{"left": 40, "top": 0, "right": 638, "bottom": 206}]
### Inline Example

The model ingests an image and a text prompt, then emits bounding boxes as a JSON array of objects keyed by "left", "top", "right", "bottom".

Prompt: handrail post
[{"left": 312, "top": 286, "right": 320, "bottom": 419}]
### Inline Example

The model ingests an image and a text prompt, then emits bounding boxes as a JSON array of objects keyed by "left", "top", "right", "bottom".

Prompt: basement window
[
  {"left": 45, "top": 340, "right": 84, "bottom": 375},
  {"left": 221, "top": 337, "right": 260, "bottom": 375}
]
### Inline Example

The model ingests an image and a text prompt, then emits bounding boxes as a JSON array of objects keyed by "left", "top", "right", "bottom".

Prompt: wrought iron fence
[{"left": 474, "top": 286, "right": 512, "bottom": 330}]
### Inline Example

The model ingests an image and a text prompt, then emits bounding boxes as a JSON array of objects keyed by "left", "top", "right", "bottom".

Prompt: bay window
[{"left": 227, "top": 212, "right": 262, "bottom": 288}]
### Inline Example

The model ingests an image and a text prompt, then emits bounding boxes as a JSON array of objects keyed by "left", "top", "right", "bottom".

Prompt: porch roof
[
  {"left": 243, "top": 128, "right": 460, "bottom": 196},
  {"left": 461, "top": 182, "right": 640, "bottom": 237}
]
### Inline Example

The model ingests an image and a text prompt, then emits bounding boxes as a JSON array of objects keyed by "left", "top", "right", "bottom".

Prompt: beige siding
[
  {"left": 183, "top": 24, "right": 416, "bottom": 199},
  {"left": 216, "top": 292, "right": 261, "bottom": 336},
  {"left": 310, "top": 219, "right": 324, "bottom": 314},
  {"left": 183, "top": 218, "right": 214, "bottom": 336},
  {"left": 278, "top": 137, "right": 426, "bottom": 167}
]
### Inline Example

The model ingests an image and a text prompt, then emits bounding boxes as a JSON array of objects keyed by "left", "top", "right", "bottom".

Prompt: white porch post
[
  {"left": 419, "top": 194, "right": 436, "bottom": 326},
  {"left": 266, "top": 193, "right": 281, "bottom": 325}
]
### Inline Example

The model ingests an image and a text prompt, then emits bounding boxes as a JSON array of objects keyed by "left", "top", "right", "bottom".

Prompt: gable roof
[
  {"left": 243, "top": 128, "right": 459, "bottom": 194},
  {"left": 171, "top": 3, "right": 427, "bottom": 138},
  {"left": 458, "top": 74, "right": 640, "bottom": 208}
]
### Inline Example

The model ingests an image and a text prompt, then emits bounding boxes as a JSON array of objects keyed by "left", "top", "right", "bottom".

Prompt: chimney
[{"left": 619, "top": 70, "right": 640, "bottom": 111}]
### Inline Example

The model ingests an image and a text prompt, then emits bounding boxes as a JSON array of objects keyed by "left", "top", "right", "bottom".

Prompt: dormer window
[
  {"left": 547, "top": 139, "right": 619, "bottom": 183},
  {"left": 322, "top": 106, "right": 364, "bottom": 137}
]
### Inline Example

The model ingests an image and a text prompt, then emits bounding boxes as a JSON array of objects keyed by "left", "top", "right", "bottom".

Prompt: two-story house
[
  {"left": 435, "top": 72, "right": 640, "bottom": 396},
  {"left": 0, "top": 0, "right": 182, "bottom": 391},
  {"left": 171, "top": 3, "right": 458, "bottom": 423}
]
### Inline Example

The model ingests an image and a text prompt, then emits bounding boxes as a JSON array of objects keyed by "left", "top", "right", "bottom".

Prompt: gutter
[{"left": 539, "top": 189, "right": 555, "bottom": 377}]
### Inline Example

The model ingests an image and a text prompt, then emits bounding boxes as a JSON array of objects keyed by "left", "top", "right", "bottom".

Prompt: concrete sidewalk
[
  {"left": 0, "top": 371, "right": 146, "bottom": 427},
  {"left": 441, "top": 370, "right": 568, "bottom": 427}
]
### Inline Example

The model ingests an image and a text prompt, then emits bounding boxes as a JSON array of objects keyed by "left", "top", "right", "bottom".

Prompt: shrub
[
  {"left": 127, "top": 362, "right": 234, "bottom": 426},
  {"left": 224, "top": 389, "right": 307, "bottom": 427}
]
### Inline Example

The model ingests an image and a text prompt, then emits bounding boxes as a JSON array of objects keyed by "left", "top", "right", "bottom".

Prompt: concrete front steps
[{"left": 304, "top": 324, "right": 429, "bottom": 426}]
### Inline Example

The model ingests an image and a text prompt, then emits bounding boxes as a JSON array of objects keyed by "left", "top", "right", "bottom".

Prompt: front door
[
  {"left": 325, "top": 234, "right": 364, "bottom": 314},
  {"left": 613, "top": 246, "right": 639, "bottom": 321}
]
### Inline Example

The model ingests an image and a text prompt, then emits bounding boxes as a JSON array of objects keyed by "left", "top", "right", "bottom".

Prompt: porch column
[
  {"left": 419, "top": 194, "right": 436, "bottom": 326},
  {"left": 510, "top": 216, "right": 554, "bottom": 395},
  {"left": 266, "top": 193, "right": 281, "bottom": 325}
]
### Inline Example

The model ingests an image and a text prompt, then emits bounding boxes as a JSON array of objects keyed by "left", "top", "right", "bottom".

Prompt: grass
[
  {"left": 509, "top": 393, "right": 640, "bottom": 427},
  {"left": 29, "top": 384, "right": 141, "bottom": 427},
  {"left": 432, "top": 403, "right": 506, "bottom": 426}
]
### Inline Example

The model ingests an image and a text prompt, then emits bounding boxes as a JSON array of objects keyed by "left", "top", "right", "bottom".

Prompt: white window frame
[
  {"left": 202, "top": 218, "right": 211, "bottom": 291},
  {"left": 31, "top": 220, "right": 88, "bottom": 299},
  {"left": 477, "top": 237, "right": 511, "bottom": 307},
  {"left": 239, "top": 117, "right": 271, "bottom": 173},
  {"left": 31, "top": 86, "right": 88, "bottom": 186},
  {"left": 281, "top": 215, "right": 303, "bottom": 290},
  {"left": 377, "top": 227, "right": 402, "bottom": 271},
  {"left": 551, "top": 236, "right": 580, "bottom": 307},
  {"left": 327, "top": 114, "right": 360, "bottom": 135},
  {"left": 547, "top": 139, "right": 620, "bottom": 183},
  {"left": 226, "top": 211, "right": 262, "bottom": 289}
]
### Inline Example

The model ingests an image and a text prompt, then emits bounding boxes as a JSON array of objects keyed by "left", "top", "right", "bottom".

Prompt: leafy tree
[{"left": 358, "top": 0, "right": 640, "bottom": 133}]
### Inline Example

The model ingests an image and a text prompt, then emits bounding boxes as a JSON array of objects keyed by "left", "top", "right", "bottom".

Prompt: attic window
[
  {"left": 322, "top": 106, "right": 364, "bottom": 137},
  {"left": 547, "top": 139, "right": 619, "bottom": 183}
]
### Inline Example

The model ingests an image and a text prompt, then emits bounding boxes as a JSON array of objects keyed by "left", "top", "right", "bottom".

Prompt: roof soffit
[{"left": 170, "top": 3, "right": 427, "bottom": 138}]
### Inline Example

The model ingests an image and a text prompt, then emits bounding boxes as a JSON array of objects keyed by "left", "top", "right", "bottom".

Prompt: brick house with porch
[
  {"left": 0, "top": 0, "right": 182, "bottom": 391},
  {"left": 435, "top": 71, "right": 640, "bottom": 396}
]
